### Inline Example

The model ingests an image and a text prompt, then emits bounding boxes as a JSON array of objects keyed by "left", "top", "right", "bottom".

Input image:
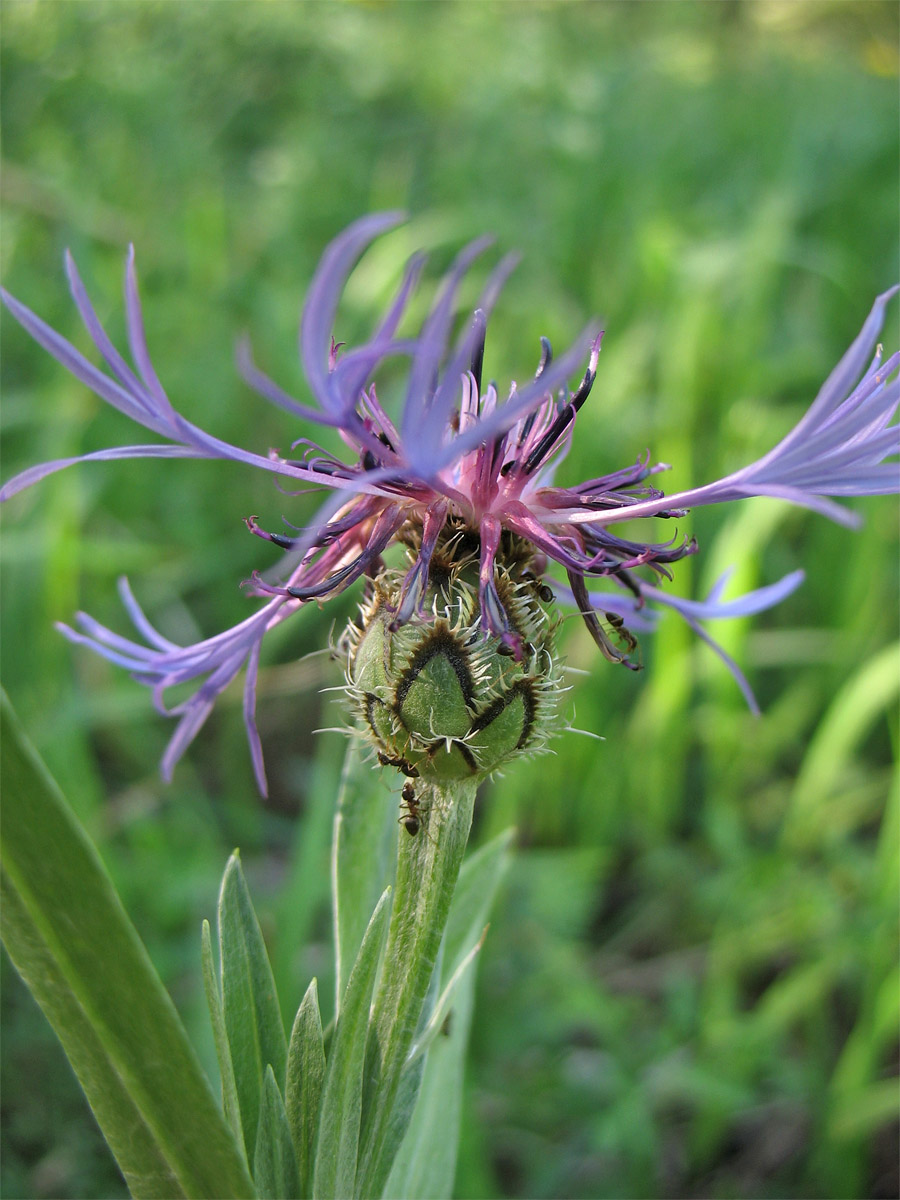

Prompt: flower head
[{"left": 2, "top": 213, "right": 897, "bottom": 792}]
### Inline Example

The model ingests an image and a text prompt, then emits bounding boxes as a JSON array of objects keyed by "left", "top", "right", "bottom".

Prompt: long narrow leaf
[
  {"left": 0, "top": 690, "right": 254, "bottom": 1200},
  {"left": 1, "top": 873, "right": 185, "bottom": 1199},
  {"left": 313, "top": 888, "right": 391, "bottom": 1200},
  {"left": 406, "top": 930, "right": 486, "bottom": 1067},
  {"left": 383, "top": 953, "right": 478, "bottom": 1200},
  {"left": 285, "top": 979, "right": 327, "bottom": 1199},
  {"left": 201, "top": 919, "right": 246, "bottom": 1156},
  {"left": 219, "top": 851, "right": 288, "bottom": 1157},
  {"left": 442, "top": 829, "right": 515, "bottom": 974},
  {"left": 254, "top": 1065, "right": 300, "bottom": 1200},
  {"left": 332, "top": 740, "right": 399, "bottom": 1009}
]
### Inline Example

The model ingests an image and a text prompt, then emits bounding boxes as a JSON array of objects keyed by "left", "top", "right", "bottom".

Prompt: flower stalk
[{"left": 357, "top": 775, "right": 478, "bottom": 1199}]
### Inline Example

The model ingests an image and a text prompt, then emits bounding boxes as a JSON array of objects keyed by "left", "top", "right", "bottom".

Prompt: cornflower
[{"left": 1, "top": 213, "right": 897, "bottom": 792}]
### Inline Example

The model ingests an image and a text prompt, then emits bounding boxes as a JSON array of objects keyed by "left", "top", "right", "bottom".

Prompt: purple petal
[
  {"left": 793, "top": 285, "right": 900, "bottom": 438},
  {"left": 425, "top": 324, "right": 600, "bottom": 474},
  {"left": 0, "top": 444, "right": 206, "bottom": 502},
  {"left": 117, "top": 577, "right": 180, "bottom": 651},
  {"left": 236, "top": 335, "right": 349, "bottom": 426},
  {"left": 243, "top": 640, "right": 268, "bottom": 796},
  {"left": 400, "top": 234, "right": 495, "bottom": 456},
  {"left": 678, "top": 612, "right": 761, "bottom": 715},
  {"left": 124, "top": 247, "right": 177, "bottom": 419},
  {"left": 64, "top": 251, "right": 154, "bottom": 414},
  {"left": 0, "top": 287, "right": 166, "bottom": 431},
  {"left": 641, "top": 569, "right": 805, "bottom": 620},
  {"left": 300, "top": 211, "right": 407, "bottom": 415},
  {"left": 416, "top": 250, "right": 521, "bottom": 459}
]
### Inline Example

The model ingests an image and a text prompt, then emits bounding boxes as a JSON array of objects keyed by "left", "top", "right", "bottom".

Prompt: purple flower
[{"left": 2, "top": 214, "right": 897, "bottom": 792}]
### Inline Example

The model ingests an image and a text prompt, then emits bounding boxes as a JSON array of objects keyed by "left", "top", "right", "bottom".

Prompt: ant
[
  {"left": 399, "top": 781, "right": 423, "bottom": 837},
  {"left": 378, "top": 751, "right": 419, "bottom": 778},
  {"left": 398, "top": 783, "right": 439, "bottom": 845},
  {"left": 603, "top": 610, "right": 638, "bottom": 656},
  {"left": 521, "top": 570, "right": 555, "bottom": 603}
]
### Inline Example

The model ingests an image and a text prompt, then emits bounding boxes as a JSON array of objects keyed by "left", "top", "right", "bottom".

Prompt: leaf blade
[
  {"left": 313, "top": 888, "right": 391, "bottom": 1200},
  {"left": 219, "top": 850, "right": 288, "bottom": 1157},
  {"left": 332, "top": 739, "right": 399, "bottom": 1009},
  {"left": 1, "top": 870, "right": 186, "bottom": 1200},
  {"left": 254, "top": 1065, "right": 301, "bottom": 1200},
  {"left": 201, "top": 918, "right": 246, "bottom": 1158},
  {"left": 285, "top": 978, "right": 327, "bottom": 1199},
  {"left": 0, "top": 690, "right": 254, "bottom": 1200}
]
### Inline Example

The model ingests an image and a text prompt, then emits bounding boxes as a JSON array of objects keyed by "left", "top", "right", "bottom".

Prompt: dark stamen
[
  {"left": 470, "top": 320, "right": 486, "bottom": 394},
  {"left": 535, "top": 336, "right": 553, "bottom": 379},
  {"left": 521, "top": 363, "right": 597, "bottom": 475},
  {"left": 244, "top": 515, "right": 303, "bottom": 550}
]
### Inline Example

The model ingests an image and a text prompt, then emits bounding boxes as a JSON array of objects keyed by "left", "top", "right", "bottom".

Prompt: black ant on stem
[
  {"left": 378, "top": 751, "right": 419, "bottom": 778},
  {"left": 399, "top": 780, "right": 424, "bottom": 837}
]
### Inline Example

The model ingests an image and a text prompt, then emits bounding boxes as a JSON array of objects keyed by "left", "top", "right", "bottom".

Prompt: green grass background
[{"left": 1, "top": 2, "right": 898, "bottom": 1197}]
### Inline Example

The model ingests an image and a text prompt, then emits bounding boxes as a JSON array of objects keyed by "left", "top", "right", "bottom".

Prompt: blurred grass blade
[
  {"left": 783, "top": 642, "right": 900, "bottom": 848},
  {"left": 254, "top": 1065, "right": 300, "bottom": 1200},
  {"left": 286, "top": 978, "right": 326, "bottom": 1199},
  {"left": 332, "top": 739, "right": 399, "bottom": 1009},
  {"left": 219, "top": 851, "right": 288, "bottom": 1157},
  {"left": 202, "top": 918, "right": 245, "bottom": 1157},
  {"left": 0, "top": 690, "right": 254, "bottom": 1200},
  {"left": 313, "top": 887, "right": 391, "bottom": 1200}
]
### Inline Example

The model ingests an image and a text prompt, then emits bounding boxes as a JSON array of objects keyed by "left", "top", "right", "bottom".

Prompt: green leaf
[
  {"left": 219, "top": 851, "right": 288, "bottom": 1158},
  {"left": 313, "top": 888, "right": 391, "bottom": 1200},
  {"left": 201, "top": 919, "right": 245, "bottom": 1158},
  {"left": 442, "top": 828, "right": 515, "bottom": 977},
  {"left": 383, "top": 954, "right": 477, "bottom": 1200},
  {"left": 254, "top": 1065, "right": 300, "bottom": 1200},
  {"left": 332, "top": 739, "right": 399, "bottom": 1008},
  {"left": 406, "top": 930, "right": 486, "bottom": 1067},
  {"left": 285, "top": 978, "right": 326, "bottom": 1199},
  {"left": 0, "top": 690, "right": 254, "bottom": 1200}
]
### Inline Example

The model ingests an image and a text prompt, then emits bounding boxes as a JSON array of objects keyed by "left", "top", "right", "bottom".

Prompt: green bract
[{"left": 346, "top": 557, "right": 562, "bottom": 781}]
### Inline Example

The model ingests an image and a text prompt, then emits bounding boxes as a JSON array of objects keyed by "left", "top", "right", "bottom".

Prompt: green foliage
[
  {"left": 217, "top": 852, "right": 288, "bottom": 1157},
  {"left": 2, "top": 701, "right": 510, "bottom": 1200},
  {"left": 255, "top": 1066, "right": 300, "bottom": 1200},
  {"left": 1, "top": 3, "right": 898, "bottom": 1197},
  {"left": 385, "top": 830, "right": 515, "bottom": 1200},
  {"left": 285, "top": 981, "right": 326, "bottom": 1199},
  {"left": 0, "top": 692, "right": 254, "bottom": 1199},
  {"left": 200, "top": 746, "right": 508, "bottom": 1200}
]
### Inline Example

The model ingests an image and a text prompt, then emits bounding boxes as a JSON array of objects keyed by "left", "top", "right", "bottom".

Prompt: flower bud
[{"left": 345, "top": 560, "right": 562, "bottom": 781}]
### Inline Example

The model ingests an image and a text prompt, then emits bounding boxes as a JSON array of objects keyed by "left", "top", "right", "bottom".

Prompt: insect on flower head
[{"left": 1, "top": 213, "right": 897, "bottom": 793}]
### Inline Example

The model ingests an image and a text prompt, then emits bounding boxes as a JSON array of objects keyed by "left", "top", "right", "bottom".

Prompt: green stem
[{"left": 355, "top": 776, "right": 477, "bottom": 1198}]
